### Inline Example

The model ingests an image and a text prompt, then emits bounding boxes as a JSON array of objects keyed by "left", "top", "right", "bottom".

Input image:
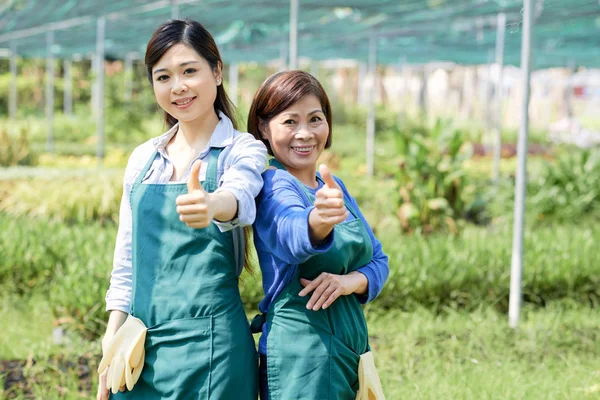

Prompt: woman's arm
[
  {"left": 98, "top": 147, "right": 147, "bottom": 400},
  {"left": 298, "top": 176, "right": 389, "bottom": 309},
  {"left": 254, "top": 170, "right": 334, "bottom": 265},
  {"left": 213, "top": 133, "right": 268, "bottom": 227}
]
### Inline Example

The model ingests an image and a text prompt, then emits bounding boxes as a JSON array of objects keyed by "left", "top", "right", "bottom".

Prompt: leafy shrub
[
  {"left": 394, "top": 118, "right": 486, "bottom": 234},
  {"left": 0, "top": 128, "right": 37, "bottom": 166},
  {"left": 490, "top": 148, "right": 600, "bottom": 223}
]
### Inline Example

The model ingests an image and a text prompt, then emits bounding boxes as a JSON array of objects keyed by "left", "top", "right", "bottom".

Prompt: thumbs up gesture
[
  {"left": 176, "top": 160, "right": 214, "bottom": 229},
  {"left": 312, "top": 164, "right": 348, "bottom": 228}
]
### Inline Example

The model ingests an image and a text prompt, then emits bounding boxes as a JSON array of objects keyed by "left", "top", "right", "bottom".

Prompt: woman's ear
[
  {"left": 258, "top": 120, "right": 270, "bottom": 140},
  {"left": 214, "top": 61, "right": 223, "bottom": 85}
]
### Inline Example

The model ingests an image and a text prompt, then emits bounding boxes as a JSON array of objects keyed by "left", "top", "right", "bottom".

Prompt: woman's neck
[
  {"left": 288, "top": 165, "right": 318, "bottom": 189},
  {"left": 174, "top": 109, "right": 220, "bottom": 151}
]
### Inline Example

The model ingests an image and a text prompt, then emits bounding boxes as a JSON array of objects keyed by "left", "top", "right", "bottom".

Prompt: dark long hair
[
  {"left": 247, "top": 70, "right": 333, "bottom": 155},
  {"left": 145, "top": 19, "right": 237, "bottom": 130},
  {"left": 145, "top": 19, "right": 254, "bottom": 273}
]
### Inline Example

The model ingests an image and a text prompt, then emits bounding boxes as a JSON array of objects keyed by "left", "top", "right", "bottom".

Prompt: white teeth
[
  {"left": 174, "top": 98, "right": 193, "bottom": 105},
  {"left": 293, "top": 146, "right": 313, "bottom": 152}
]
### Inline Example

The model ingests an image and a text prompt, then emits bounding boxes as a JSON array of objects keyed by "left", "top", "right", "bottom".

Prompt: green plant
[
  {"left": 0, "top": 128, "right": 37, "bottom": 166},
  {"left": 530, "top": 148, "right": 600, "bottom": 221},
  {"left": 394, "top": 118, "right": 485, "bottom": 234},
  {"left": 489, "top": 148, "right": 600, "bottom": 223}
]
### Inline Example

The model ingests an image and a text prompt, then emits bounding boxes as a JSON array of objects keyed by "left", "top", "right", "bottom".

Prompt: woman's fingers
[
  {"left": 96, "top": 370, "right": 109, "bottom": 400},
  {"left": 299, "top": 275, "right": 323, "bottom": 297},
  {"left": 321, "top": 289, "right": 342, "bottom": 310},
  {"left": 300, "top": 273, "right": 346, "bottom": 311},
  {"left": 175, "top": 191, "right": 207, "bottom": 206},
  {"left": 306, "top": 279, "right": 331, "bottom": 310},
  {"left": 176, "top": 204, "right": 208, "bottom": 215},
  {"left": 312, "top": 285, "right": 340, "bottom": 310}
]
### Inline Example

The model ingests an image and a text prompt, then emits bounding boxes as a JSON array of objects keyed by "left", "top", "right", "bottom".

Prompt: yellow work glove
[
  {"left": 355, "top": 351, "right": 386, "bottom": 400},
  {"left": 98, "top": 315, "right": 147, "bottom": 394}
]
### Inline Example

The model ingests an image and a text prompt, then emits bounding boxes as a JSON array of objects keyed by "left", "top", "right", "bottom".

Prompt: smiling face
[
  {"left": 261, "top": 94, "right": 329, "bottom": 181},
  {"left": 151, "top": 43, "right": 221, "bottom": 124}
]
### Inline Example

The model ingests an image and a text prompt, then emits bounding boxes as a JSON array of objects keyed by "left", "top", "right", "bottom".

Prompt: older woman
[{"left": 248, "top": 70, "right": 388, "bottom": 399}]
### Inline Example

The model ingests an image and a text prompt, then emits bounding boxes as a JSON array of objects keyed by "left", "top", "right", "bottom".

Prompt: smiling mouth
[
  {"left": 291, "top": 145, "right": 315, "bottom": 154},
  {"left": 172, "top": 97, "right": 196, "bottom": 106}
]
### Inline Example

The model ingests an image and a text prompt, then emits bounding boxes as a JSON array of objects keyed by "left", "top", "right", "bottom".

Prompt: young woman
[
  {"left": 248, "top": 70, "right": 389, "bottom": 399},
  {"left": 97, "top": 19, "right": 266, "bottom": 400}
]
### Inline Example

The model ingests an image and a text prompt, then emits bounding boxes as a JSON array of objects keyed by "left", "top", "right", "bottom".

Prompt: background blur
[{"left": 1, "top": 1, "right": 599, "bottom": 399}]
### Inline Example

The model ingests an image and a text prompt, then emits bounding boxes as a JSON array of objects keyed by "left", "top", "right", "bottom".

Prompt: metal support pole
[
  {"left": 289, "top": 0, "right": 298, "bottom": 69},
  {"left": 493, "top": 12, "right": 506, "bottom": 186},
  {"left": 46, "top": 31, "right": 55, "bottom": 153},
  {"left": 310, "top": 59, "right": 318, "bottom": 78},
  {"left": 91, "top": 53, "right": 97, "bottom": 117},
  {"left": 366, "top": 32, "right": 377, "bottom": 178},
  {"left": 418, "top": 67, "right": 428, "bottom": 118},
  {"left": 124, "top": 53, "right": 134, "bottom": 103},
  {"left": 171, "top": 0, "right": 179, "bottom": 19},
  {"left": 484, "top": 49, "right": 494, "bottom": 136},
  {"left": 357, "top": 62, "right": 367, "bottom": 106},
  {"left": 564, "top": 60, "right": 575, "bottom": 119},
  {"left": 509, "top": 0, "right": 533, "bottom": 329},
  {"left": 9, "top": 42, "right": 17, "bottom": 120},
  {"left": 279, "top": 41, "right": 287, "bottom": 72},
  {"left": 96, "top": 17, "right": 105, "bottom": 161},
  {"left": 228, "top": 62, "right": 239, "bottom": 106},
  {"left": 64, "top": 59, "right": 73, "bottom": 116}
]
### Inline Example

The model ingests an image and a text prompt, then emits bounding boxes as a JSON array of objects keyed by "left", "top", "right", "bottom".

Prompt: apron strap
[
  {"left": 202, "top": 147, "right": 224, "bottom": 193},
  {"left": 134, "top": 150, "right": 159, "bottom": 186},
  {"left": 204, "top": 147, "right": 244, "bottom": 277},
  {"left": 250, "top": 312, "right": 267, "bottom": 334}
]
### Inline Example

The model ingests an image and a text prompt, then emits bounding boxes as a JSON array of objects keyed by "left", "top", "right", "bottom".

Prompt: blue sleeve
[
  {"left": 335, "top": 177, "right": 389, "bottom": 304},
  {"left": 254, "top": 170, "right": 334, "bottom": 265}
]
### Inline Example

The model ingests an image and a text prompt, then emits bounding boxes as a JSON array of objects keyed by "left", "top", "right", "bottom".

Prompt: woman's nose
[
  {"left": 294, "top": 124, "right": 313, "bottom": 140},
  {"left": 171, "top": 77, "right": 187, "bottom": 94}
]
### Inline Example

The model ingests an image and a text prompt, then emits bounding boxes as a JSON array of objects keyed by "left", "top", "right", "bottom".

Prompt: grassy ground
[
  {"left": 1, "top": 297, "right": 599, "bottom": 399},
  {"left": 370, "top": 303, "right": 600, "bottom": 399}
]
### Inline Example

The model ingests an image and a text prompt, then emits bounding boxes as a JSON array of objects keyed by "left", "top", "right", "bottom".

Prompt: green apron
[
  {"left": 113, "top": 148, "right": 258, "bottom": 400},
  {"left": 265, "top": 160, "right": 374, "bottom": 400}
]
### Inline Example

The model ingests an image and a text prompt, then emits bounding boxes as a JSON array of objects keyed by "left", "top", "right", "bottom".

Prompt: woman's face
[
  {"left": 262, "top": 94, "right": 329, "bottom": 175},
  {"left": 151, "top": 43, "right": 221, "bottom": 123}
]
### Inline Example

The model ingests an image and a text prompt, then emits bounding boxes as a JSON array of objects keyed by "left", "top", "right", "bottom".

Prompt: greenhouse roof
[{"left": 0, "top": 0, "right": 599, "bottom": 68}]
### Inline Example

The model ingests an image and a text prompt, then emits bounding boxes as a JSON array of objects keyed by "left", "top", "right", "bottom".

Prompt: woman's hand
[
  {"left": 308, "top": 165, "right": 349, "bottom": 245},
  {"left": 299, "top": 271, "right": 368, "bottom": 311},
  {"left": 176, "top": 160, "right": 215, "bottom": 229},
  {"left": 97, "top": 311, "right": 128, "bottom": 399}
]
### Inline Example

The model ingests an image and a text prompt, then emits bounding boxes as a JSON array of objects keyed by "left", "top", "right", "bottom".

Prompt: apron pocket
[{"left": 143, "top": 316, "right": 213, "bottom": 399}]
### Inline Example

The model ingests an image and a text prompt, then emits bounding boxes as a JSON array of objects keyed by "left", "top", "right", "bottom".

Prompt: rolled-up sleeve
[
  {"left": 214, "top": 133, "right": 267, "bottom": 231},
  {"left": 104, "top": 154, "right": 140, "bottom": 313}
]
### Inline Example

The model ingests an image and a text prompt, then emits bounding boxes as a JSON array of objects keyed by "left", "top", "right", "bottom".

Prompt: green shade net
[{"left": 0, "top": 0, "right": 599, "bottom": 68}]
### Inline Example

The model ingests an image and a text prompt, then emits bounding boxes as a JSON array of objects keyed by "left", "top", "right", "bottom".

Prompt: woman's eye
[
  {"left": 311, "top": 116, "right": 322, "bottom": 123},
  {"left": 156, "top": 75, "right": 169, "bottom": 82},
  {"left": 184, "top": 68, "right": 197, "bottom": 74},
  {"left": 283, "top": 119, "right": 296, "bottom": 125}
]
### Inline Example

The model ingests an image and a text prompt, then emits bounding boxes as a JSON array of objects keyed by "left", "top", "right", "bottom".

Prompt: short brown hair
[{"left": 247, "top": 70, "right": 332, "bottom": 155}]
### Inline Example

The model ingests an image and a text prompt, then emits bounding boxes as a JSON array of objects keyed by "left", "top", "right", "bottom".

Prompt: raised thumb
[
  {"left": 319, "top": 164, "right": 337, "bottom": 189},
  {"left": 187, "top": 160, "right": 203, "bottom": 192}
]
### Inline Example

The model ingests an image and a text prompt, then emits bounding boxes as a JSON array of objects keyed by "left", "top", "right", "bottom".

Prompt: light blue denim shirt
[{"left": 105, "top": 112, "right": 267, "bottom": 312}]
